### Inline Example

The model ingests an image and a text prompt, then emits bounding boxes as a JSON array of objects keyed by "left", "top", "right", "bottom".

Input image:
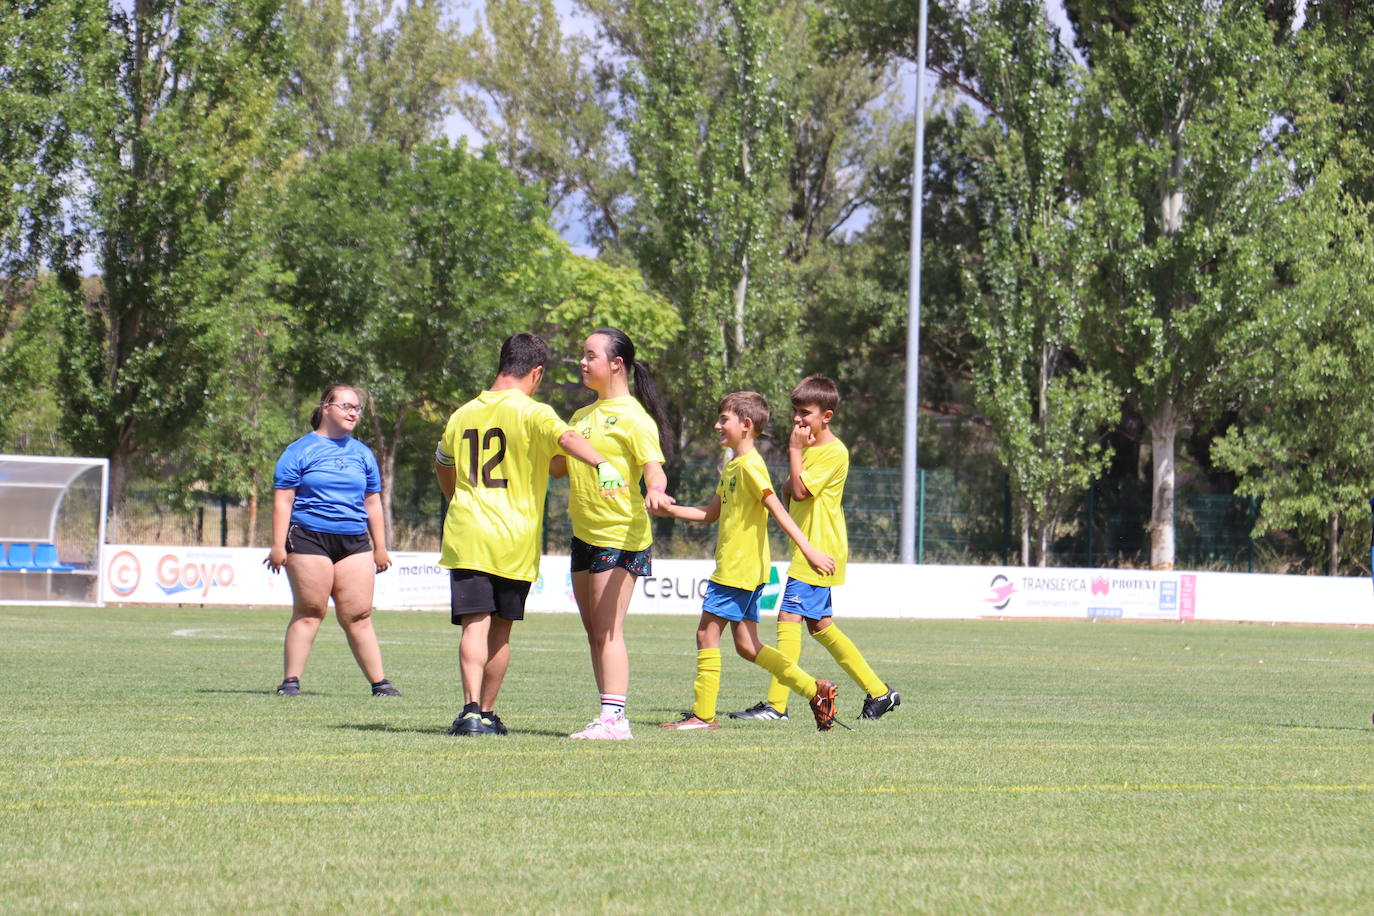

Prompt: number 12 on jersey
[{"left": 461, "top": 428, "right": 508, "bottom": 488}]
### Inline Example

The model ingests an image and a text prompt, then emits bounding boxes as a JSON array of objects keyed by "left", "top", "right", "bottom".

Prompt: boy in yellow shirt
[
  {"left": 435, "top": 333, "right": 624, "bottom": 737},
  {"left": 729, "top": 376, "right": 899, "bottom": 722},
  {"left": 651, "top": 391, "right": 842, "bottom": 731}
]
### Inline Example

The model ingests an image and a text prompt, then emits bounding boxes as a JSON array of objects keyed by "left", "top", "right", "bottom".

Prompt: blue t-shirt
[{"left": 272, "top": 433, "right": 382, "bottom": 535}]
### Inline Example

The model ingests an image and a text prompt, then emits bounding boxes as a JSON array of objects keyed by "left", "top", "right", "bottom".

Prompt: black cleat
[
  {"left": 728, "top": 701, "right": 789, "bottom": 721},
  {"left": 276, "top": 677, "right": 301, "bottom": 697},
  {"left": 447, "top": 711, "right": 498, "bottom": 736},
  {"left": 860, "top": 688, "right": 901, "bottom": 720},
  {"left": 481, "top": 713, "right": 508, "bottom": 736},
  {"left": 370, "top": 679, "right": 401, "bottom": 697}
]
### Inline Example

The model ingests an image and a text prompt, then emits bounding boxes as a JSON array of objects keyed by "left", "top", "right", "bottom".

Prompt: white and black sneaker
[
  {"left": 370, "top": 679, "right": 401, "bottom": 697},
  {"left": 860, "top": 688, "right": 901, "bottom": 720},
  {"left": 727, "top": 701, "right": 788, "bottom": 721}
]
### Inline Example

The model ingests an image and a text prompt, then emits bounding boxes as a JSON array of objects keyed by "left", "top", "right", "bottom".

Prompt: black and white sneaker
[
  {"left": 860, "top": 688, "right": 901, "bottom": 720},
  {"left": 727, "top": 701, "right": 789, "bottom": 721},
  {"left": 276, "top": 677, "right": 301, "bottom": 697},
  {"left": 370, "top": 679, "right": 401, "bottom": 697},
  {"left": 447, "top": 712, "right": 498, "bottom": 736}
]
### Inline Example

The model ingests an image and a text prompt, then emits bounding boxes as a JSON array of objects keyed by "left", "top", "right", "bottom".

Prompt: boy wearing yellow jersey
[
  {"left": 435, "top": 333, "right": 624, "bottom": 737},
  {"left": 651, "top": 391, "right": 842, "bottom": 732},
  {"left": 729, "top": 376, "right": 900, "bottom": 722}
]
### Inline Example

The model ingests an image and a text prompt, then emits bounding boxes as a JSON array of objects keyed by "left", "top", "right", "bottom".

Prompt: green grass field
[{"left": 5, "top": 605, "right": 1374, "bottom": 913}]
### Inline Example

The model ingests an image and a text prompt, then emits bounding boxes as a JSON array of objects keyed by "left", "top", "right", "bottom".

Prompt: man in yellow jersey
[
  {"left": 435, "top": 333, "right": 625, "bottom": 737},
  {"left": 651, "top": 391, "right": 842, "bottom": 732},
  {"left": 729, "top": 376, "right": 900, "bottom": 723}
]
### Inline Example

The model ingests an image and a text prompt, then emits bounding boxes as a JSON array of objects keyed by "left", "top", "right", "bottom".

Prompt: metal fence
[{"left": 126, "top": 463, "right": 1269, "bottom": 571}]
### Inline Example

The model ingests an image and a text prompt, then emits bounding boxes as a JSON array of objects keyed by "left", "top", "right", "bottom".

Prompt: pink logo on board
[{"left": 1090, "top": 577, "right": 1110, "bottom": 596}]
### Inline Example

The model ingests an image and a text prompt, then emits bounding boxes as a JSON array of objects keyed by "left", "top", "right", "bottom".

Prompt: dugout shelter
[{"left": 0, "top": 455, "right": 108, "bottom": 605}]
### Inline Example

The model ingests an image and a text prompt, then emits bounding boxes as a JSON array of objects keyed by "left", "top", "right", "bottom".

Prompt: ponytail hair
[
  {"left": 593, "top": 327, "right": 674, "bottom": 461},
  {"left": 310, "top": 383, "right": 361, "bottom": 431}
]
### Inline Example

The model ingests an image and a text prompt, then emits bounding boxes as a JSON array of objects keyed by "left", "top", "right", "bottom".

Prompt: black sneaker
[
  {"left": 447, "top": 711, "right": 497, "bottom": 736},
  {"left": 276, "top": 677, "right": 301, "bottom": 697},
  {"left": 481, "top": 713, "right": 509, "bottom": 736},
  {"left": 860, "top": 688, "right": 901, "bottom": 720},
  {"left": 370, "top": 679, "right": 401, "bottom": 697},
  {"left": 728, "top": 701, "right": 789, "bottom": 721}
]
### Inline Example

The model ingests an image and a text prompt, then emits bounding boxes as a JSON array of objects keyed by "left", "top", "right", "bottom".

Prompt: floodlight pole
[{"left": 900, "top": 0, "right": 929, "bottom": 565}]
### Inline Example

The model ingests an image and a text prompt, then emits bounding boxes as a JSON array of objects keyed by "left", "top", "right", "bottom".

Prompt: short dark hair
[
  {"left": 790, "top": 375, "right": 839, "bottom": 413},
  {"left": 719, "top": 391, "right": 769, "bottom": 435},
  {"left": 497, "top": 333, "right": 551, "bottom": 379}
]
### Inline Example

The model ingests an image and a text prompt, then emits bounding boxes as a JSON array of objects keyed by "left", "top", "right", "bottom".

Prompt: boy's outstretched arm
[
  {"left": 763, "top": 492, "right": 835, "bottom": 575},
  {"left": 652, "top": 492, "right": 720, "bottom": 523}
]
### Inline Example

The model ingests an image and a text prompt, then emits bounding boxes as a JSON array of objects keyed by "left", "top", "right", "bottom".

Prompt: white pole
[{"left": 900, "top": 0, "right": 929, "bottom": 565}]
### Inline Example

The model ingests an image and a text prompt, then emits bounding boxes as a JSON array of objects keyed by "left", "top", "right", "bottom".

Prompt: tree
[
  {"left": 284, "top": 0, "right": 464, "bottom": 156},
  {"left": 276, "top": 140, "right": 559, "bottom": 540},
  {"left": 1073, "top": 0, "right": 1294, "bottom": 568},
  {"left": 954, "top": 1, "right": 1117, "bottom": 565},
  {"left": 456, "top": 0, "right": 629, "bottom": 241},
  {"left": 53, "top": 0, "right": 294, "bottom": 538},
  {"left": 596, "top": 0, "right": 808, "bottom": 450}
]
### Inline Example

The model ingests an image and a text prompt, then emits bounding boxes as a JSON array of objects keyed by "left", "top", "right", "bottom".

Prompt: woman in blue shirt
[{"left": 265, "top": 384, "right": 399, "bottom": 697}]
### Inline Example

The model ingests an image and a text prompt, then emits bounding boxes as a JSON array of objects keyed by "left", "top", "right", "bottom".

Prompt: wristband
[{"left": 648, "top": 485, "right": 666, "bottom": 492}]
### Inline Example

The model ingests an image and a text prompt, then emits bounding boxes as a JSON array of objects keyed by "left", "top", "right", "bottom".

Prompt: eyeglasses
[{"left": 326, "top": 402, "right": 363, "bottom": 416}]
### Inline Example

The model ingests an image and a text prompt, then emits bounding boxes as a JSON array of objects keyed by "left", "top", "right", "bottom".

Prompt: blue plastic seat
[
  {"left": 7, "top": 543, "right": 37, "bottom": 570},
  {"left": 34, "top": 544, "right": 74, "bottom": 572}
]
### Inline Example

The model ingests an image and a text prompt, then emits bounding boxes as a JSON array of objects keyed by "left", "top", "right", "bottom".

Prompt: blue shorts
[
  {"left": 779, "top": 578, "right": 833, "bottom": 620},
  {"left": 702, "top": 581, "right": 764, "bottom": 622}
]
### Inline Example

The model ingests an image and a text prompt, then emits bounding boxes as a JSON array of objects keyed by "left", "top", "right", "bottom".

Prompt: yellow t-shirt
[
  {"left": 567, "top": 396, "right": 665, "bottom": 551},
  {"left": 787, "top": 437, "right": 848, "bottom": 586},
  {"left": 435, "top": 388, "right": 570, "bottom": 581},
  {"left": 711, "top": 448, "right": 774, "bottom": 590}
]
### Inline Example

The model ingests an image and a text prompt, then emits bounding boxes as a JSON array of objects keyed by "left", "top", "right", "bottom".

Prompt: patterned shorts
[{"left": 569, "top": 536, "right": 652, "bottom": 577}]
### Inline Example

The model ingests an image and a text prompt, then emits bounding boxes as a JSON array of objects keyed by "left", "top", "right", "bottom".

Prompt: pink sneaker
[{"left": 569, "top": 715, "right": 634, "bottom": 740}]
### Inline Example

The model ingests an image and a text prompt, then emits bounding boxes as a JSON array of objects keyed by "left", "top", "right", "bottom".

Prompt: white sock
[{"left": 600, "top": 694, "right": 627, "bottom": 719}]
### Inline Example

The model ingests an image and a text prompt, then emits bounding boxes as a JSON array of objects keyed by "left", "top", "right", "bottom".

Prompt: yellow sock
[
  {"left": 692, "top": 648, "right": 722, "bottom": 722},
  {"left": 813, "top": 623, "right": 886, "bottom": 697},
  {"left": 765, "top": 621, "right": 803, "bottom": 713},
  {"left": 754, "top": 644, "right": 817, "bottom": 699}
]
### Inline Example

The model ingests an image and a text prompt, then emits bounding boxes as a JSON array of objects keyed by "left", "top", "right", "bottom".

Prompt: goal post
[{"left": 0, "top": 455, "right": 109, "bottom": 606}]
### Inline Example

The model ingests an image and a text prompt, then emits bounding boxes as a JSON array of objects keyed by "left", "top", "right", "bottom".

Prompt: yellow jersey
[
  {"left": 711, "top": 448, "right": 774, "bottom": 590},
  {"left": 786, "top": 437, "right": 848, "bottom": 586},
  {"left": 435, "top": 388, "right": 569, "bottom": 581},
  {"left": 567, "top": 396, "right": 665, "bottom": 551}
]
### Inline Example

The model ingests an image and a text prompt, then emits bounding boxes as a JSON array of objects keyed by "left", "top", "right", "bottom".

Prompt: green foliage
[
  {"left": 0, "top": 0, "right": 112, "bottom": 278},
  {"left": 954, "top": 0, "right": 1117, "bottom": 564},
  {"left": 1211, "top": 172, "right": 1374, "bottom": 573},
  {"left": 536, "top": 236, "right": 682, "bottom": 387},
  {"left": 50, "top": 0, "right": 295, "bottom": 535},
  {"left": 276, "top": 139, "right": 559, "bottom": 538},
  {"left": 0, "top": 279, "right": 69, "bottom": 454},
  {"left": 284, "top": 0, "right": 464, "bottom": 155},
  {"left": 604, "top": 0, "right": 806, "bottom": 449}
]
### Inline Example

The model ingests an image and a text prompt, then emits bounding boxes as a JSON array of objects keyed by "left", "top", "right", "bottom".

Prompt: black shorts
[
  {"left": 450, "top": 569, "right": 532, "bottom": 624},
  {"left": 286, "top": 524, "right": 372, "bottom": 563},
  {"left": 569, "top": 536, "right": 652, "bottom": 577}
]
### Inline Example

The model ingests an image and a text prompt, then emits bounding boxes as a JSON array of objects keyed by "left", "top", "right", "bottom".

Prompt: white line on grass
[{"left": 10, "top": 782, "right": 1374, "bottom": 811}]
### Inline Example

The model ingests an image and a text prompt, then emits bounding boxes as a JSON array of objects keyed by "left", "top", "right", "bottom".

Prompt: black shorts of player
[
  {"left": 286, "top": 524, "right": 372, "bottom": 564},
  {"left": 569, "top": 536, "right": 653, "bottom": 577},
  {"left": 450, "top": 569, "right": 532, "bottom": 624}
]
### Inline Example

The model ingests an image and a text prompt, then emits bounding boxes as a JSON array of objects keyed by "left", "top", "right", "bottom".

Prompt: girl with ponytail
[{"left": 552, "top": 328, "right": 675, "bottom": 739}]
